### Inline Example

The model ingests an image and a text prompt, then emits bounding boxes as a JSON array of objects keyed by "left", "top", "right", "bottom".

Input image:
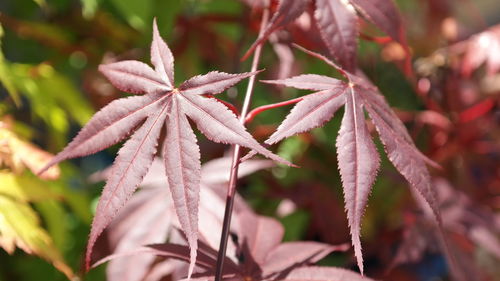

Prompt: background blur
[{"left": 0, "top": 0, "right": 499, "bottom": 280}]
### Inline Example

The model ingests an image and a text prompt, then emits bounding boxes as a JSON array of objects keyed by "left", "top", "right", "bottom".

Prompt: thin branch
[
  {"left": 245, "top": 96, "right": 303, "bottom": 124},
  {"left": 214, "top": 6, "right": 270, "bottom": 281}
]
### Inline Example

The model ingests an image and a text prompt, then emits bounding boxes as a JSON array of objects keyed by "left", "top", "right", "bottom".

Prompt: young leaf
[{"left": 40, "top": 19, "right": 289, "bottom": 276}]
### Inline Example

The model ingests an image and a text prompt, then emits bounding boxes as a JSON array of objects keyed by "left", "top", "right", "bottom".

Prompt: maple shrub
[{"left": 22, "top": 0, "right": 499, "bottom": 280}]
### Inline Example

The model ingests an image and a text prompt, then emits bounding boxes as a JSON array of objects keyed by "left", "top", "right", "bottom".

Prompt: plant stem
[{"left": 214, "top": 7, "right": 269, "bottom": 281}]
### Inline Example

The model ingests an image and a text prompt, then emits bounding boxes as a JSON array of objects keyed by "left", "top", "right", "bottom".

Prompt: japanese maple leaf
[
  {"left": 96, "top": 210, "right": 354, "bottom": 281},
  {"left": 39, "top": 19, "right": 289, "bottom": 276},
  {"left": 244, "top": 0, "right": 408, "bottom": 72},
  {"left": 246, "top": 46, "right": 441, "bottom": 274}
]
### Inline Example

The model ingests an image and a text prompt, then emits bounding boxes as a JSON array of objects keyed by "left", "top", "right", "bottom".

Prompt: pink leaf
[
  {"left": 179, "top": 93, "right": 293, "bottom": 166},
  {"left": 106, "top": 188, "right": 172, "bottom": 281},
  {"left": 314, "top": 0, "right": 358, "bottom": 71},
  {"left": 99, "top": 61, "right": 170, "bottom": 94},
  {"left": 151, "top": 18, "right": 175, "bottom": 88},
  {"left": 164, "top": 96, "right": 202, "bottom": 279},
  {"left": 179, "top": 71, "right": 260, "bottom": 96},
  {"left": 282, "top": 266, "right": 373, "bottom": 280},
  {"left": 86, "top": 100, "right": 169, "bottom": 268},
  {"left": 237, "top": 211, "right": 284, "bottom": 264},
  {"left": 39, "top": 93, "right": 166, "bottom": 175},
  {"left": 336, "top": 88, "right": 380, "bottom": 274},
  {"left": 262, "top": 74, "right": 344, "bottom": 91},
  {"left": 265, "top": 87, "right": 347, "bottom": 145}
]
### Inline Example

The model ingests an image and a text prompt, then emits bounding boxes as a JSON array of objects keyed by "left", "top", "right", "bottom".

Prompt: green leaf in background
[
  {"left": 34, "top": 200, "right": 68, "bottom": 253},
  {"left": 80, "top": 0, "right": 100, "bottom": 19},
  {"left": 0, "top": 24, "right": 21, "bottom": 106},
  {"left": 9, "top": 63, "right": 93, "bottom": 149},
  {"left": 281, "top": 209, "right": 310, "bottom": 242},
  {"left": 0, "top": 172, "right": 60, "bottom": 202},
  {"left": 109, "top": 0, "right": 153, "bottom": 30},
  {"left": 0, "top": 196, "right": 74, "bottom": 279},
  {"left": 154, "top": 0, "right": 182, "bottom": 38}
]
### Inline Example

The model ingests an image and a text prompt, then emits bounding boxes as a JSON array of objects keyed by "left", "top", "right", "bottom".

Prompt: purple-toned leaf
[
  {"left": 164, "top": 96, "right": 201, "bottom": 279},
  {"left": 99, "top": 61, "right": 170, "bottom": 94},
  {"left": 282, "top": 266, "right": 374, "bottom": 280},
  {"left": 179, "top": 71, "right": 259, "bottom": 96},
  {"left": 314, "top": 0, "right": 358, "bottom": 71},
  {"left": 179, "top": 93, "right": 293, "bottom": 166},
  {"left": 237, "top": 211, "right": 284, "bottom": 265},
  {"left": 262, "top": 74, "right": 344, "bottom": 91},
  {"left": 244, "top": 0, "right": 309, "bottom": 59},
  {"left": 262, "top": 242, "right": 347, "bottom": 276},
  {"left": 349, "top": 0, "right": 405, "bottom": 44},
  {"left": 355, "top": 80, "right": 437, "bottom": 167},
  {"left": 86, "top": 100, "right": 169, "bottom": 268},
  {"left": 336, "top": 89, "right": 380, "bottom": 274},
  {"left": 39, "top": 93, "right": 165, "bottom": 175},
  {"left": 265, "top": 87, "right": 347, "bottom": 145},
  {"left": 362, "top": 94, "right": 440, "bottom": 222},
  {"left": 151, "top": 18, "right": 175, "bottom": 88}
]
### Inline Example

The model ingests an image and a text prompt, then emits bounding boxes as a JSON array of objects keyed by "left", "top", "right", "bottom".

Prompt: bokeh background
[{"left": 0, "top": 0, "right": 499, "bottom": 280}]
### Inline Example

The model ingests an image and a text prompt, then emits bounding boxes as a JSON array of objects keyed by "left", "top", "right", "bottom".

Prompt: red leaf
[
  {"left": 336, "top": 88, "right": 380, "bottom": 274},
  {"left": 314, "top": 0, "right": 358, "bottom": 71},
  {"left": 264, "top": 87, "right": 347, "bottom": 145}
]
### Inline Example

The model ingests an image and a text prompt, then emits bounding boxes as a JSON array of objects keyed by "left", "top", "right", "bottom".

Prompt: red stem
[
  {"left": 214, "top": 6, "right": 270, "bottom": 281},
  {"left": 245, "top": 96, "right": 304, "bottom": 124},
  {"left": 203, "top": 94, "right": 240, "bottom": 116},
  {"left": 359, "top": 33, "right": 392, "bottom": 44}
]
